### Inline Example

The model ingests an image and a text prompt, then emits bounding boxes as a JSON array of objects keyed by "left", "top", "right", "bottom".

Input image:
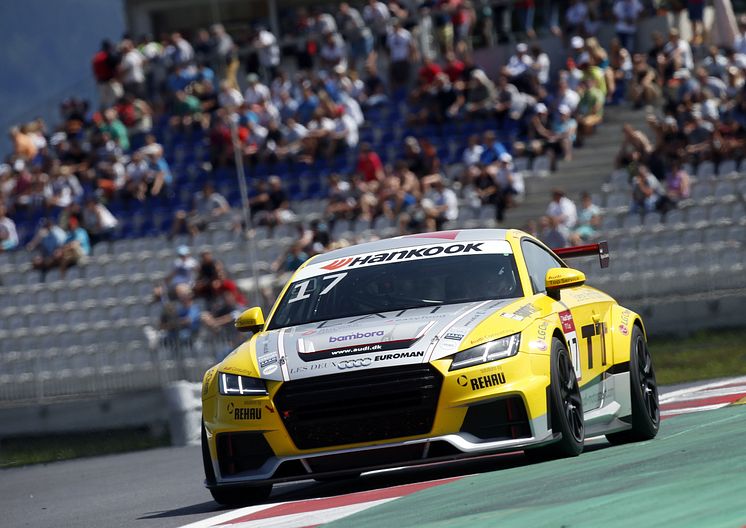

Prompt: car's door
[{"left": 521, "top": 239, "right": 613, "bottom": 411}]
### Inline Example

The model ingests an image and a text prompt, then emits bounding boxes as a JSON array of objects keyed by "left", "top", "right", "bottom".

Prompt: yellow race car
[{"left": 201, "top": 229, "right": 659, "bottom": 505}]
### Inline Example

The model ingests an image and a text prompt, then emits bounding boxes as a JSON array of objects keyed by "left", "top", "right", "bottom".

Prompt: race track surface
[{"left": 1, "top": 378, "right": 744, "bottom": 528}]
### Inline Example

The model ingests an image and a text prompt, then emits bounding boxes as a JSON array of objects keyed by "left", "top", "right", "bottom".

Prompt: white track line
[
  {"left": 659, "top": 376, "right": 746, "bottom": 403},
  {"left": 661, "top": 403, "right": 731, "bottom": 417},
  {"left": 179, "top": 504, "right": 278, "bottom": 528}
]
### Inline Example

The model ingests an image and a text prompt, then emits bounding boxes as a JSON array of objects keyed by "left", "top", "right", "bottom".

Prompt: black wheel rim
[
  {"left": 635, "top": 336, "right": 659, "bottom": 425},
  {"left": 558, "top": 351, "right": 584, "bottom": 442}
]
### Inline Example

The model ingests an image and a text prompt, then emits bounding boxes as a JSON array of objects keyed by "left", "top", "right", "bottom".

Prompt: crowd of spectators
[
  {"left": 151, "top": 245, "right": 249, "bottom": 355},
  {"left": 1, "top": 0, "right": 721, "bottom": 299},
  {"left": 611, "top": 16, "right": 746, "bottom": 216}
]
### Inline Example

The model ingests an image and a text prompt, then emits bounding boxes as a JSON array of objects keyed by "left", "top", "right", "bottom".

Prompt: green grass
[
  {"left": 650, "top": 328, "right": 746, "bottom": 385},
  {"left": 0, "top": 427, "right": 170, "bottom": 469}
]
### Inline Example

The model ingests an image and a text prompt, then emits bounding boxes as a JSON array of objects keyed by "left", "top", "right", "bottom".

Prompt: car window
[
  {"left": 268, "top": 253, "right": 523, "bottom": 329},
  {"left": 521, "top": 239, "right": 565, "bottom": 294}
]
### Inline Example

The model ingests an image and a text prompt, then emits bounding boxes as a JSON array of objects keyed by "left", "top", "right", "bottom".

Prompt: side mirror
[
  {"left": 235, "top": 307, "right": 265, "bottom": 333},
  {"left": 545, "top": 267, "right": 586, "bottom": 300}
]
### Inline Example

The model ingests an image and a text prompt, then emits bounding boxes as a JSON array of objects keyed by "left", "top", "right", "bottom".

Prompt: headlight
[
  {"left": 449, "top": 333, "right": 521, "bottom": 371},
  {"left": 219, "top": 372, "right": 268, "bottom": 396}
]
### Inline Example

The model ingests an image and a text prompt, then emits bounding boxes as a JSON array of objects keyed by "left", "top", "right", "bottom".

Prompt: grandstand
[{"left": 2, "top": 3, "right": 746, "bottom": 412}]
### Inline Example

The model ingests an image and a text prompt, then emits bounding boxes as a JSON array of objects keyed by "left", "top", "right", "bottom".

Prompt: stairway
[{"left": 501, "top": 104, "right": 649, "bottom": 229}]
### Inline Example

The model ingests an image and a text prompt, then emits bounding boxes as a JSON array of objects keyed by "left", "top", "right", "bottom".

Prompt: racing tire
[
  {"left": 202, "top": 421, "right": 272, "bottom": 506},
  {"left": 606, "top": 326, "right": 660, "bottom": 444},
  {"left": 526, "top": 337, "right": 584, "bottom": 459}
]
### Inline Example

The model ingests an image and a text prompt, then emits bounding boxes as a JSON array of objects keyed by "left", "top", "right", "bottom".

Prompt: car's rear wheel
[
  {"left": 606, "top": 326, "right": 659, "bottom": 444},
  {"left": 202, "top": 420, "right": 273, "bottom": 506},
  {"left": 526, "top": 337, "right": 584, "bottom": 459}
]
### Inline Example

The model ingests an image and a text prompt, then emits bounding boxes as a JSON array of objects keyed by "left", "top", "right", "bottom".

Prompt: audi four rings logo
[{"left": 336, "top": 357, "right": 372, "bottom": 369}]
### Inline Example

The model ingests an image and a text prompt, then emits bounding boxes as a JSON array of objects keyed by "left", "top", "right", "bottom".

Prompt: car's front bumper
[{"left": 203, "top": 352, "right": 553, "bottom": 488}]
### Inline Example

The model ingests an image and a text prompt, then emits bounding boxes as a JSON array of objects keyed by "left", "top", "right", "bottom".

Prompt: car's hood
[{"left": 226, "top": 297, "right": 539, "bottom": 381}]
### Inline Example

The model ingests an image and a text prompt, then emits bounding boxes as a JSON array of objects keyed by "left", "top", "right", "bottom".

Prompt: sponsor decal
[
  {"left": 619, "top": 310, "right": 630, "bottom": 336},
  {"left": 329, "top": 330, "right": 385, "bottom": 343},
  {"left": 460, "top": 372, "right": 507, "bottom": 391},
  {"left": 262, "top": 364, "right": 278, "bottom": 376},
  {"left": 233, "top": 407, "right": 262, "bottom": 420},
  {"left": 258, "top": 354, "right": 278, "bottom": 368},
  {"left": 336, "top": 357, "right": 373, "bottom": 370},
  {"left": 529, "top": 339, "right": 548, "bottom": 351},
  {"left": 265, "top": 404, "right": 275, "bottom": 414},
  {"left": 500, "top": 303, "right": 538, "bottom": 321},
  {"left": 559, "top": 310, "right": 576, "bottom": 333},
  {"left": 374, "top": 350, "right": 424, "bottom": 361},
  {"left": 203, "top": 368, "right": 216, "bottom": 396},
  {"left": 619, "top": 324, "right": 629, "bottom": 336},
  {"left": 319, "top": 243, "right": 484, "bottom": 271},
  {"left": 289, "top": 362, "right": 334, "bottom": 374},
  {"left": 444, "top": 332, "right": 465, "bottom": 341},
  {"left": 559, "top": 310, "right": 581, "bottom": 380},
  {"left": 299, "top": 337, "right": 421, "bottom": 362},
  {"left": 537, "top": 321, "right": 549, "bottom": 340},
  {"left": 227, "top": 402, "right": 263, "bottom": 420}
]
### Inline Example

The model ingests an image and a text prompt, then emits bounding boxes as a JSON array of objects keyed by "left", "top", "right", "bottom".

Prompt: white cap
[
  {"left": 571, "top": 36, "right": 585, "bottom": 50},
  {"left": 558, "top": 104, "right": 571, "bottom": 115},
  {"left": 516, "top": 43, "right": 528, "bottom": 53},
  {"left": 499, "top": 152, "right": 513, "bottom": 163},
  {"left": 535, "top": 102, "right": 548, "bottom": 114}
]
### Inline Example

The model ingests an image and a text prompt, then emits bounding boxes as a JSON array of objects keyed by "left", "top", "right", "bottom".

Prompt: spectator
[
  {"left": 92, "top": 40, "right": 122, "bottom": 108},
  {"left": 118, "top": 39, "right": 146, "bottom": 98},
  {"left": 26, "top": 218, "right": 67, "bottom": 281},
  {"left": 356, "top": 142, "right": 385, "bottom": 184},
  {"left": 9, "top": 126, "right": 38, "bottom": 162},
  {"left": 575, "top": 77, "right": 604, "bottom": 144},
  {"left": 249, "top": 175, "right": 294, "bottom": 228},
  {"left": 338, "top": 3, "right": 373, "bottom": 69},
  {"left": 387, "top": 20, "right": 416, "bottom": 91},
  {"left": 58, "top": 216, "right": 91, "bottom": 278},
  {"left": 0, "top": 204, "right": 19, "bottom": 252},
  {"left": 565, "top": 0, "right": 589, "bottom": 37},
  {"left": 630, "top": 165, "right": 664, "bottom": 214},
  {"left": 252, "top": 27, "right": 280, "bottom": 81},
  {"left": 81, "top": 196, "right": 118, "bottom": 248},
  {"left": 166, "top": 245, "right": 199, "bottom": 289},
  {"left": 363, "top": 0, "right": 391, "bottom": 50},
  {"left": 420, "top": 175, "right": 458, "bottom": 231},
  {"left": 171, "top": 181, "right": 231, "bottom": 239},
  {"left": 272, "top": 241, "right": 309, "bottom": 273},
  {"left": 569, "top": 192, "right": 601, "bottom": 245},
  {"left": 657, "top": 159, "right": 691, "bottom": 213},
  {"left": 546, "top": 188, "right": 577, "bottom": 239},
  {"left": 612, "top": 0, "right": 643, "bottom": 52},
  {"left": 615, "top": 123, "right": 653, "bottom": 169},
  {"left": 629, "top": 53, "right": 660, "bottom": 107}
]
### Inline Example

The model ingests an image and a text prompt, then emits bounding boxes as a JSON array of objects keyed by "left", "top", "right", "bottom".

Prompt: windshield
[{"left": 268, "top": 253, "right": 523, "bottom": 329}]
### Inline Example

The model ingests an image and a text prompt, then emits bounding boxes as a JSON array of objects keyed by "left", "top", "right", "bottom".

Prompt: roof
[{"left": 312, "top": 229, "right": 514, "bottom": 264}]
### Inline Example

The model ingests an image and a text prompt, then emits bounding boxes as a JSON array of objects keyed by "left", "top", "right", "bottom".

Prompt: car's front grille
[{"left": 274, "top": 365, "right": 442, "bottom": 449}]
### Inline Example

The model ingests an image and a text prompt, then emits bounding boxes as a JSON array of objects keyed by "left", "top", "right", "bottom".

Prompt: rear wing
[{"left": 554, "top": 241, "right": 609, "bottom": 269}]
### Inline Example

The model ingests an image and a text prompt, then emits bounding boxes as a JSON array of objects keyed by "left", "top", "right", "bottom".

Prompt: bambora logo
[{"left": 321, "top": 257, "right": 353, "bottom": 270}]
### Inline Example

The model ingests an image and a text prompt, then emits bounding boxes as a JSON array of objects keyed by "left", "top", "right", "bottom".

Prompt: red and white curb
[
  {"left": 179, "top": 476, "right": 462, "bottom": 528},
  {"left": 660, "top": 376, "right": 746, "bottom": 418}
]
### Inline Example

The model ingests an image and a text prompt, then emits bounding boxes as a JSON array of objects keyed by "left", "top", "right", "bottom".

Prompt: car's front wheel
[
  {"left": 606, "top": 326, "right": 659, "bottom": 444},
  {"left": 526, "top": 337, "right": 584, "bottom": 459},
  {"left": 202, "top": 420, "right": 272, "bottom": 506}
]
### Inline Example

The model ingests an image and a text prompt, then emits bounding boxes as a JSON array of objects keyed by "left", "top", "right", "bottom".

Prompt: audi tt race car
[{"left": 201, "top": 229, "right": 660, "bottom": 505}]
